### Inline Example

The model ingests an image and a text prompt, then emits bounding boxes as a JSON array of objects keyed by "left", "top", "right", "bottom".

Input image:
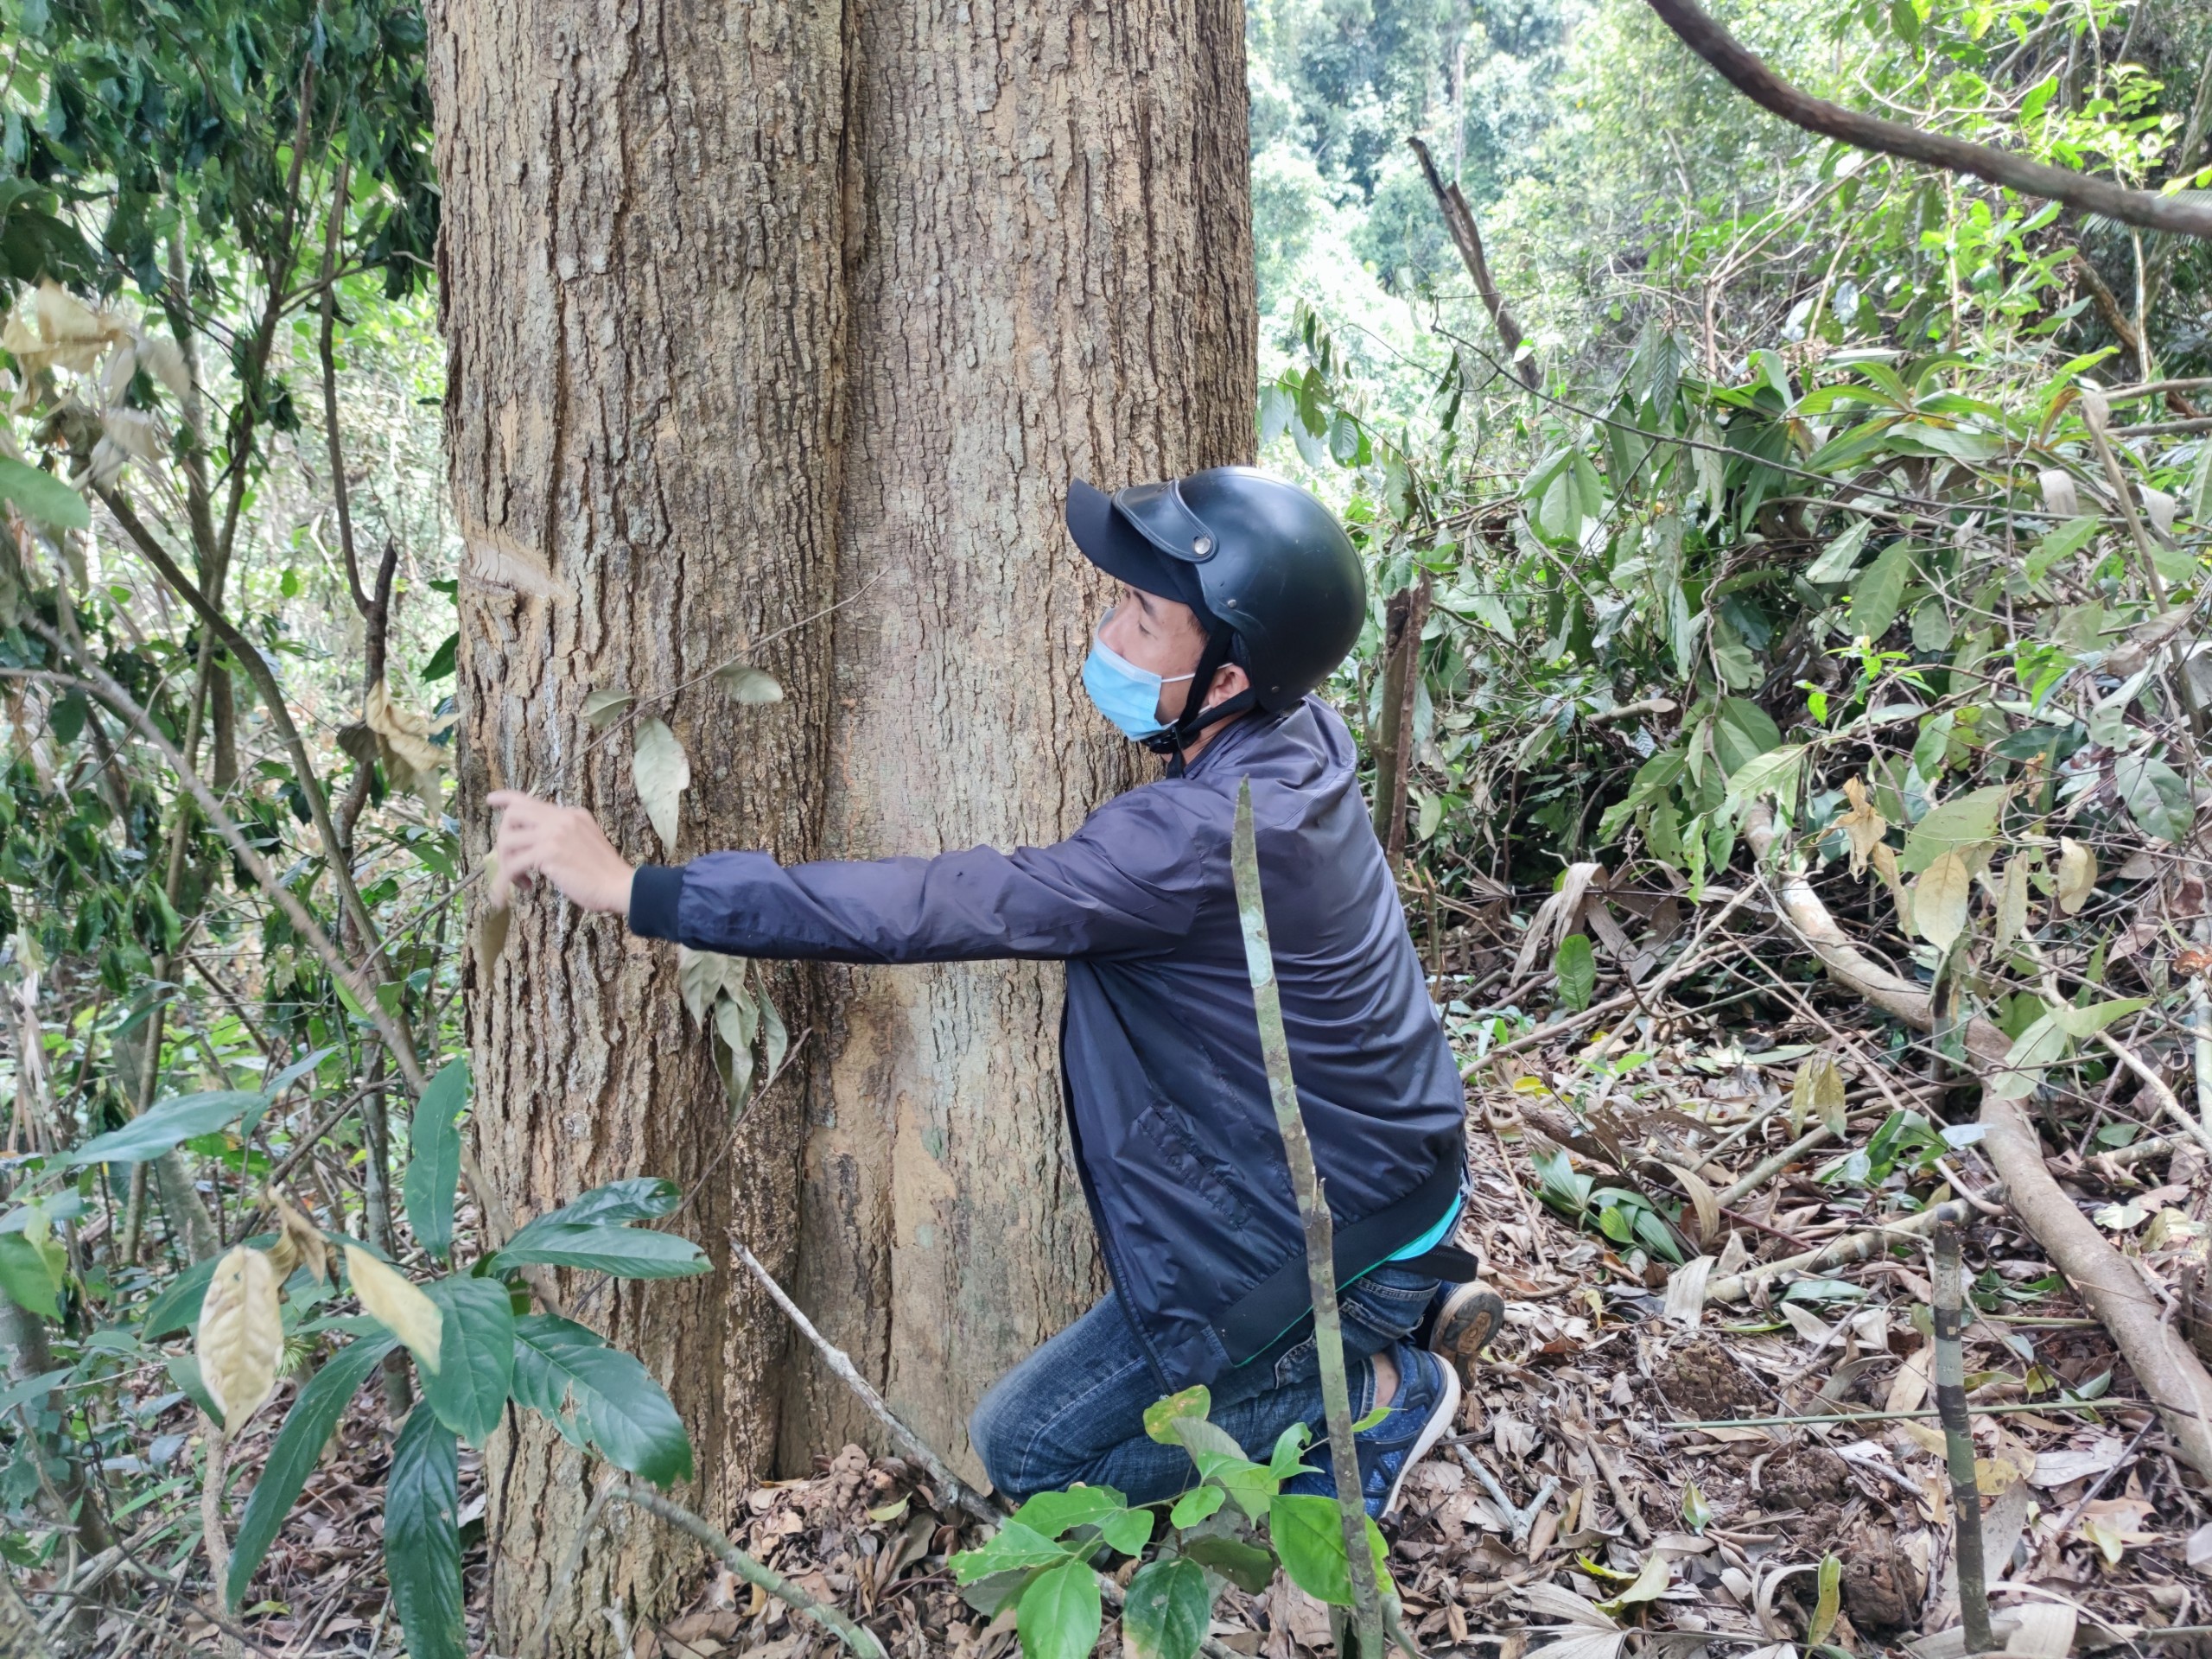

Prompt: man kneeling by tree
[{"left": 490, "top": 467, "right": 1501, "bottom": 1519}]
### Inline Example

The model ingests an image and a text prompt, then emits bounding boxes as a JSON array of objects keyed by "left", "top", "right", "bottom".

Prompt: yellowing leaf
[
  {"left": 1807, "top": 1554, "right": 1843, "bottom": 1647},
  {"left": 266, "top": 1190, "right": 328, "bottom": 1286},
  {"left": 632, "top": 717, "right": 690, "bottom": 855},
  {"left": 1910, "top": 850, "right": 1974, "bottom": 950},
  {"left": 1871, "top": 841, "right": 1912, "bottom": 931},
  {"left": 476, "top": 850, "right": 512, "bottom": 979},
  {"left": 344, "top": 1245, "right": 442, "bottom": 1374},
  {"left": 581, "top": 687, "right": 634, "bottom": 729},
  {"left": 2056, "top": 836, "right": 2097, "bottom": 915},
  {"left": 1790, "top": 1053, "right": 1846, "bottom": 1135},
  {"left": 197, "top": 1246, "right": 283, "bottom": 1433},
  {"left": 1664, "top": 1163, "right": 1722, "bottom": 1245},
  {"left": 365, "top": 678, "right": 444, "bottom": 811},
  {"left": 1994, "top": 853, "right": 2032, "bottom": 949}
]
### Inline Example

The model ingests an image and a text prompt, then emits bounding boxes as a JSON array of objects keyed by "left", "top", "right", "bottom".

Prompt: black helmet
[{"left": 1065, "top": 466, "right": 1365, "bottom": 750}]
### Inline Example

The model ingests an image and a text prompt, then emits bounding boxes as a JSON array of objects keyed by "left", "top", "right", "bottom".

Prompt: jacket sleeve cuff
[{"left": 627, "top": 864, "right": 685, "bottom": 941}]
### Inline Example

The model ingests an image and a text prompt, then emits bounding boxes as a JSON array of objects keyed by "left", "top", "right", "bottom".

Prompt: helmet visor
[{"left": 1065, "top": 479, "right": 1212, "bottom": 619}]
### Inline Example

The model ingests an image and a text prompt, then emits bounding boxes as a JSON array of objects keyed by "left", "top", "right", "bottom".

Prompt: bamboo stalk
[
  {"left": 1231, "top": 779, "right": 1386, "bottom": 1658},
  {"left": 1935, "top": 1224, "right": 1993, "bottom": 1653}
]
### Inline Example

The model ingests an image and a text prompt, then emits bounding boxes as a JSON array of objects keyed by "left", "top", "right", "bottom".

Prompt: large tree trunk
[
  {"left": 787, "top": 1, "right": 1256, "bottom": 1478},
  {"left": 429, "top": 0, "right": 1252, "bottom": 1646}
]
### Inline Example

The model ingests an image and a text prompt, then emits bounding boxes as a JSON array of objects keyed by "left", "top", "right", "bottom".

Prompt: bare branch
[{"left": 1641, "top": 0, "right": 2212, "bottom": 240}]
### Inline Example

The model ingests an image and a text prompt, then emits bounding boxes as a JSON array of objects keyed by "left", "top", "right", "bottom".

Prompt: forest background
[{"left": 1, "top": 0, "right": 2209, "bottom": 1656}]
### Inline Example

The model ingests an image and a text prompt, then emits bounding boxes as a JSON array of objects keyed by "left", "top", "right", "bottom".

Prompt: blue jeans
[{"left": 969, "top": 1266, "right": 1440, "bottom": 1503}]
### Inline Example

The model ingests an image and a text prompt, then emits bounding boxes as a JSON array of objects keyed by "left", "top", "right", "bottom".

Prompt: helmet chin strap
[{"left": 1145, "top": 626, "right": 1255, "bottom": 772}]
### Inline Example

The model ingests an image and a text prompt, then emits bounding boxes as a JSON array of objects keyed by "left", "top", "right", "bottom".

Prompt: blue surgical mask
[{"left": 1083, "top": 632, "right": 1195, "bottom": 741}]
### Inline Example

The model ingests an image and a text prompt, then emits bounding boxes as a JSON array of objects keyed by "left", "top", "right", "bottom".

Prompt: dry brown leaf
[
  {"left": 1870, "top": 840, "right": 1911, "bottom": 931},
  {"left": 2056, "top": 836, "right": 2096, "bottom": 915},
  {"left": 1911, "top": 849, "right": 1974, "bottom": 949},
  {"left": 344, "top": 1244, "right": 442, "bottom": 1374},
  {"left": 1790, "top": 1053, "right": 1846, "bottom": 1135},
  {"left": 1664, "top": 1162, "right": 1722, "bottom": 1245},
  {"left": 266, "top": 1189, "right": 328, "bottom": 1285},
  {"left": 197, "top": 1246, "right": 283, "bottom": 1433},
  {"left": 1837, "top": 776, "right": 1889, "bottom": 877}
]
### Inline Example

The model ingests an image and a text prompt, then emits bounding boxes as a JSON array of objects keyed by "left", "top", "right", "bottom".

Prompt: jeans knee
[{"left": 969, "top": 1376, "right": 1030, "bottom": 1498}]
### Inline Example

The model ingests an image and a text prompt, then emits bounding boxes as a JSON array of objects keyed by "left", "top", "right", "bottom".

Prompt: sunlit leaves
[{"left": 345, "top": 1245, "right": 443, "bottom": 1374}]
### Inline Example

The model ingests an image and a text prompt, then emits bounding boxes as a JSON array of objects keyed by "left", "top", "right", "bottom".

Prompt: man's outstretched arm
[{"left": 489, "top": 789, "right": 1201, "bottom": 964}]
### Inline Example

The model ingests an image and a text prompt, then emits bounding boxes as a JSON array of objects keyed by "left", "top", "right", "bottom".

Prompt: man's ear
[{"left": 1202, "top": 661, "right": 1252, "bottom": 712}]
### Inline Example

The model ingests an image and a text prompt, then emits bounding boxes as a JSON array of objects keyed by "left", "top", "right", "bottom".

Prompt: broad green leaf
[
  {"left": 632, "top": 716, "right": 690, "bottom": 854},
  {"left": 1197, "top": 1452, "right": 1279, "bottom": 1522},
  {"left": 949, "top": 1520, "right": 1072, "bottom": 1584},
  {"left": 1269, "top": 1494, "right": 1389, "bottom": 1608},
  {"left": 1010, "top": 1486, "right": 1128, "bottom": 1541},
  {"left": 2024, "top": 515, "right": 2101, "bottom": 581},
  {"left": 226, "top": 1336, "right": 397, "bottom": 1607},
  {"left": 1143, "top": 1386, "right": 1211, "bottom": 1445},
  {"left": 165, "top": 1353, "right": 221, "bottom": 1421},
  {"left": 1169, "top": 1484, "right": 1225, "bottom": 1528},
  {"left": 1990, "top": 1014, "right": 2069, "bottom": 1101},
  {"left": 1181, "top": 1533, "right": 1277, "bottom": 1594},
  {"left": 1598, "top": 1552, "right": 1674, "bottom": 1614},
  {"left": 403, "top": 1058, "right": 467, "bottom": 1262},
  {"left": 509, "top": 1313, "right": 693, "bottom": 1485},
  {"left": 1016, "top": 1557, "right": 1101, "bottom": 1659},
  {"left": 488, "top": 1223, "right": 708, "bottom": 1279},
  {"left": 0, "top": 455, "right": 88, "bottom": 530},
  {"left": 539, "top": 1178, "right": 682, "bottom": 1228},
  {"left": 1123, "top": 1557, "right": 1211, "bottom": 1659},
  {"left": 1713, "top": 697, "right": 1781, "bottom": 774},
  {"left": 1802, "top": 518, "right": 1871, "bottom": 582},
  {"left": 2050, "top": 997, "right": 2147, "bottom": 1041},
  {"left": 1900, "top": 785, "right": 2007, "bottom": 874},
  {"left": 1554, "top": 935, "right": 1595, "bottom": 1012},
  {"left": 0, "top": 1234, "right": 60, "bottom": 1318},
  {"left": 419, "top": 1278, "right": 515, "bottom": 1446},
  {"left": 385, "top": 1408, "right": 465, "bottom": 1659},
  {"left": 1268, "top": 1421, "right": 1314, "bottom": 1480},
  {"left": 1849, "top": 541, "right": 1914, "bottom": 639},
  {"left": 1724, "top": 743, "right": 1806, "bottom": 810},
  {"left": 1100, "top": 1507, "right": 1154, "bottom": 1556},
  {"left": 2115, "top": 753, "right": 2194, "bottom": 842},
  {"left": 65, "top": 1091, "right": 264, "bottom": 1166}
]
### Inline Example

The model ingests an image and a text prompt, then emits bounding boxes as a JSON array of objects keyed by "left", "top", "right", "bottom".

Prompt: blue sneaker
[{"left": 1283, "top": 1343, "right": 1462, "bottom": 1519}]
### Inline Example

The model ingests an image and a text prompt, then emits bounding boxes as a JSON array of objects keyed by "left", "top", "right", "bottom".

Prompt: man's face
[{"left": 1096, "top": 583, "right": 1210, "bottom": 723}]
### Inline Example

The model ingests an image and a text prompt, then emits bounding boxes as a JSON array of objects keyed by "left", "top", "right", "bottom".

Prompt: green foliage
[{"left": 951, "top": 1389, "right": 1393, "bottom": 1659}]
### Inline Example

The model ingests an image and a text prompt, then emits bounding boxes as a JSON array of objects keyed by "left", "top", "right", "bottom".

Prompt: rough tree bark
[
  {"left": 787, "top": 0, "right": 1255, "bottom": 1480},
  {"left": 428, "top": 0, "right": 1254, "bottom": 1646},
  {"left": 428, "top": 0, "right": 848, "bottom": 1646}
]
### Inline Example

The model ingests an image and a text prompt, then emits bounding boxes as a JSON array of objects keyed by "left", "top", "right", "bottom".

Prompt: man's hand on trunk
[{"left": 488, "top": 791, "right": 637, "bottom": 915}]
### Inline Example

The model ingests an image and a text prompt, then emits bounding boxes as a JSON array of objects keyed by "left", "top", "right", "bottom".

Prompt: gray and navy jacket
[{"left": 626, "top": 695, "right": 1468, "bottom": 1391}]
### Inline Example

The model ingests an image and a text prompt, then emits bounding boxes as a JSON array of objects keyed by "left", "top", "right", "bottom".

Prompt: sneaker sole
[
  {"left": 1379, "top": 1356, "right": 1460, "bottom": 1521},
  {"left": 1429, "top": 1283, "right": 1505, "bottom": 1387}
]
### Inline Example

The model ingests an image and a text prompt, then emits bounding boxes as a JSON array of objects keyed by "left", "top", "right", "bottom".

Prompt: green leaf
[
  {"left": 1123, "top": 1557, "right": 1212, "bottom": 1659},
  {"left": 1554, "top": 935, "right": 1595, "bottom": 1012},
  {"left": 226, "top": 1336, "right": 397, "bottom": 1607},
  {"left": 1016, "top": 1557, "right": 1101, "bottom": 1659},
  {"left": 1849, "top": 540, "right": 1915, "bottom": 639},
  {"left": 64, "top": 1090, "right": 264, "bottom": 1166},
  {"left": 418, "top": 1277, "right": 514, "bottom": 1446},
  {"left": 1351, "top": 1402, "right": 1389, "bottom": 1433},
  {"left": 1100, "top": 1508, "right": 1154, "bottom": 1557},
  {"left": 1268, "top": 1422, "right": 1314, "bottom": 1480},
  {"left": 1713, "top": 697, "right": 1781, "bottom": 774},
  {"left": 1181, "top": 1533, "right": 1277, "bottom": 1595},
  {"left": 1269, "top": 1494, "right": 1389, "bottom": 1608},
  {"left": 403, "top": 1058, "right": 467, "bottom": 1262},
  {"left": 1168, "top": 1484, "right": 1226, "bottom": 1529},
  {"left": 509, "top": 1314, "right": 693, "bottom": 1486},
  {"left": 1900, "top": 785, "right": 2008, "bottom": 874},
  {"left": 538, "top": 1178, "right": 682, "bottom": 1228},
  {"left": 1808, "top": 1554, "right": 1843, "bottom": 1647},
  {"left": 488, "top": 1223, "right": 708, "bottom": 1280},
  {"left": 1143, "top": 1386, "right": 1211, "bottom": 1445},
  {"left": 2115, "top": 753, "right": 2195, "bottom": 842},
  {"left": 0, "top": 455, "right": 88, "bottom": 531},
  {"left": 165, "top": 1353, "right": 222, "bottom": 1421},
  {"left": 2024, "top": 515, "right": 2101, "bottom": 581},
  {"left": 385, "top": 1408, "right": 466, "bottom": 1659},
  {"left": 0, "top": 1234, "right": 60, "bottom": 1318},
  {"left": 1010, "top": 1486, "right": 1128, "bottom": 1541},
  {"left": 1802, "top": 518, "right": 1871, "bottom": 582},
  {"left": 1990, "top": 1014, "right": 2069, "bottom": 1101},
  {"left": 2050, "top": 997, "right": 2148, "bottom": 1041},
  {"left": 950, "top": 1521, "right": 1072, "bottom": 1584}
]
